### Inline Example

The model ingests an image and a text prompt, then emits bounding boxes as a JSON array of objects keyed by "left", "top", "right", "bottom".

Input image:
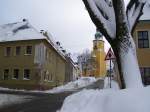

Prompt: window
[
  {"left": 5, "top": 47, "right": 11, "bottom": 56},
  {"left": 48, "top": 74, "right": 53, "bottom": 81},
  {"left": 44, "top": 71, "right": 47, "bottom": 81},
  {"left": 50, "top": 53, "right": 53, "bottom": 62},
  {"left": 138, "top": 31, "right": 149, "bottom": 48},
  {"left": 16, "top": 46, "right": 21, "bottom": 55},
  {"left": 94, "top": 45, "right": 97, "bottom": 50},
  {"left": 26, "top": 46, "right": 32, "bottom": 55},
  {"left": 46, "top": 49, "right": 49, "bottom": 61},
  {"left": 140, "top": 67, "right": 150, "bottom": 85},
  {"left": 13, "top": 69, "right": 19, "bottom": 79},
  {"left": 4, "top": 69, "right": 9, "bottom": 80},
  {"left": 24, "top": 69, "right": 30, "bottom": 80}
]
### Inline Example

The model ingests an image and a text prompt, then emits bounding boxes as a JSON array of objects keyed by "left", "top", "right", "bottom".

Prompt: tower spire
[{"left": 95, "top": 29, "right": 103, "bottom": 40}]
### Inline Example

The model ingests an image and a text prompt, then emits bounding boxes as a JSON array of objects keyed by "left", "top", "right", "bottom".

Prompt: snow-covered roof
[
  {"left": 0, "top": 20, "right": 76, "bottom": 63},
  {"left": 0, "top": 20, "right": 46, "bottom": 42}
]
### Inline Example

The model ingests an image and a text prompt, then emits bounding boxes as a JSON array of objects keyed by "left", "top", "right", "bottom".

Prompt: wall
[
  {"left": 133, "top": 21, "right": 150, "bottom": 68},
  {"left": 0, "top": 40, "right": 42, "bottom": 89}
]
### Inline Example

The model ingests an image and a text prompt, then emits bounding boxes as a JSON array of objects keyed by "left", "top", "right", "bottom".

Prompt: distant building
[
  {"left": 133, "top": 20, "right": 150, "bottom": 85},
  {"left": 65, "top": 55, "right": 79, "bottom": 82},
  {"left": 81, "top": 30, "right": 107, "bottom": 78},
  {"left": 0, "top": 20, "right": 77, "bottom": 90},
  {"left": 92, "top": 31, "right": 107, "bottom": 77}
]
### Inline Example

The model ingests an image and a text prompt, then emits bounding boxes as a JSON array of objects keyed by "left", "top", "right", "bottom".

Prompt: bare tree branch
[
  {"left": 82, "top": 0, "right": 116, "bottom": 41},
  {"left": 126, "top": 0, "right": 146, "bottom": 33}
]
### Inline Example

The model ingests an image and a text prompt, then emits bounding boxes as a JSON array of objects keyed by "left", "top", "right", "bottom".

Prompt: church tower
[{"left": 92, "top": 30, "right": 106, "bottom": 78}]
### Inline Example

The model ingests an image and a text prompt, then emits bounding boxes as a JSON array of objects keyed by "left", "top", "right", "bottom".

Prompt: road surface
[
  {"left": 0, "top": 91, "right": 73, "bottom": 112},
  {"left": 0, "top": 79, "right": 104, "bottom": 112}
]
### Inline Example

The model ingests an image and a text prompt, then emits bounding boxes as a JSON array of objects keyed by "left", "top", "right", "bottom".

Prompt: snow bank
[
  {"left": 59, "top": 86, "right": 150, "bottom": 112},
  {"left": 45, "top": 77, "right": 96, "bottom": 93},
  {"left": 0, "top": 87, "right": 26, "bottom": 92},
  {"left": 0, "top": 94, "right": 32, "bottom": 108},
  {"left": 104, "top": 77, "right": 119, "bottom": 90},
  {"left": 0, "top": 77, "right": 96, "bottom": 93}
]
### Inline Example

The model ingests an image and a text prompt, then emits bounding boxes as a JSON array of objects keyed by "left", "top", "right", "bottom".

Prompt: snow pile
[
  {"left": 0, "top": 87, "right": 26, "bottom": 92},
  {"left": 0, "top": 21, "right": 46, "bottom": 42},
  {"left": 0, "top": 87, "right": 41, "bottom": 93},
  {"left": 0, "top": 94, "right": 32, "bottom": 108},
  {"left": 0, "top": 77, "right": 96, "bottom": 93},
  {"left": 104, "top": 77, "right": 120, "bottom": 90},
  {"left": 59, "top": 86, "right": 150, "bottom": 112},
  {"left": 45, "top": 77, "right": 96, "bottom": 93},
  {"left": 0, "top": 87, "right": 10, "bottom": 91}
]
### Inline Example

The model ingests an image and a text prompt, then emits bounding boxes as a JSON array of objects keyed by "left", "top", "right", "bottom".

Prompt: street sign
[
  {"left": 105, "top": 48, "right": 115, "bottom": 60},
  {"left": 105, "top": 48, "right": 115, "bottom": 88}
]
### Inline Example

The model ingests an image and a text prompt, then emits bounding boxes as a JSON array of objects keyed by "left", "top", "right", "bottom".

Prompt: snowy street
[
  {"left": 0, "top": 93, "right": 33, "bottom": 108},
  {"left": 0, "top": 78, "right": 104, "bottom": 112},
  {"left": 0, "top": 91, "right": 73, "bottom": 112}
]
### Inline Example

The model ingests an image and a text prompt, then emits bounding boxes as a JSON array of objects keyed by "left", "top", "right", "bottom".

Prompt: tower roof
[{"left": 95, "top": 31, "right": 103, "bottom": 40}]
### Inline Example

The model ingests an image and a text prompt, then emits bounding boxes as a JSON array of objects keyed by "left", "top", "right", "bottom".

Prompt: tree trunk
[{"left": 112, "top": 34, "right": 143, "bottom": 89}]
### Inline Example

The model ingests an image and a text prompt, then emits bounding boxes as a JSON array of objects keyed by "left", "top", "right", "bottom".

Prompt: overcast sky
[{"left": 0, "top": 0, "right": 149, "bottom": 57}]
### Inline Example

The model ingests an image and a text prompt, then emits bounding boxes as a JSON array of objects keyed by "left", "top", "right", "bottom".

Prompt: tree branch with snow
[
  {"left": 126, "top": 0, "right": 146, "bottom": 33},
  {"left": 82, "top": 0, "right": 116, "bottom": 42},
  {"left": 82, "top": 0, "right": 147, "bottom": 89}
]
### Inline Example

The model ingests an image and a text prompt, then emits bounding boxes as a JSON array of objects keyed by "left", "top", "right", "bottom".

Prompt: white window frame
[
  {"left": 24, "top": 46, "right": 32, "bottom": 55},
  {"left": 3, "top": 69, "right": 9, "bottom": 80},
  {"left": 136, "top": 30, "right": 150, "bottom": 49},
  {"left": 4, "top": 47, "right": 11, "bottom": 56},
  {"left": 15, "top": 46, "right": 21, "bottom": 56},
  {"left": 12, "top": 69, "right": 19, "bottom": 80},
  {"left": 23, "top": 69, "right": 30, "bottom": 80}
]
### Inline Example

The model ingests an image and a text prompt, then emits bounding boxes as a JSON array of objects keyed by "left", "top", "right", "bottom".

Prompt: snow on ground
[
  {"left": 45, "top": 77, "right": 96, "bottom": 93},
  {"left": 0, "top": 87, "right": 27, "bottom": 92},
  {"left": 0, "top": 77, "right": 97, "bottom": 94},
  {"left": 104, "top": 77, "right": 119, "bottom": 90},
  {"left": 59, "top": 86, "right": 150, "bottom": 112},
  {"left": 0, "top": 94, "right": 32, "bottom": 108}
]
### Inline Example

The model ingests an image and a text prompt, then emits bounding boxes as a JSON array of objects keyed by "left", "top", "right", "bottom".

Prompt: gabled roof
[
  {"left": 0, "top": 20, "right": 77, "bottom": 63},
  {"left": 0, "top": 20, "right": 46, "bottom": 42}
]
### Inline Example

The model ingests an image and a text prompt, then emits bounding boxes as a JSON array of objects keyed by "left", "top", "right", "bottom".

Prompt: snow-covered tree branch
[
  {"left": 126, "top": 0, "right": 146, "bottom": 33},
  {"left": 83, "top": 0, "right": 147, "bottom": 89},
  {"left": 82, "top": 0, "right": 116, "bottom": 41}
]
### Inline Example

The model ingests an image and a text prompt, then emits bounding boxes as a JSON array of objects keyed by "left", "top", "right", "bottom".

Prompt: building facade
[
  {"left": 65, "top": 55, "right": 78, "bottom": 82},
  {"left": 133, "top": 20, "right": 150, "bottom": 85},
  {"left": 80, "top": 31, "right": 107, "bottom": 78},
  {"left": 0, "top": 20, "right": 76, "bottom": 90},
  {"left": 92, "top": 31, "right": 106, "bottom": 77}
]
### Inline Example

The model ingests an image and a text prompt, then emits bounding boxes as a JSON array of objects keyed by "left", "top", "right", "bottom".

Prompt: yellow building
[
  {"left": 133, "top": 20, "right": 150, "bottom": 85},
  {"left": 92, "top": 31, "right": 106, "bottom": 78},
  {"left": 0, "top": 20, "right": 77, "bottom": 90},
  {"left": 81, "top": 31, "right": 106, "bottom": 78}
]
